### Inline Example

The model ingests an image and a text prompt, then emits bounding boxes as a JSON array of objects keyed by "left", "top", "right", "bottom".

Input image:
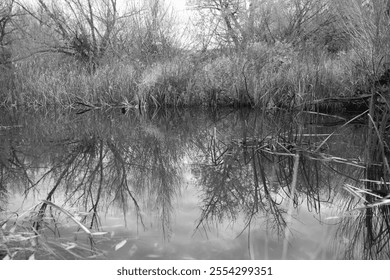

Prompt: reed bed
[
  {"left": 1, "top": 42, "right": 360, "bottom": 110},
  {"left": 7, "top": 56, "right": 139, "bottom": 108}
]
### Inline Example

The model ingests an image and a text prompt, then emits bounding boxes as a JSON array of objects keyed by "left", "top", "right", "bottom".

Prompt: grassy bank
[{"left": 1, "top": 43, "right": 363, "bottom": 110}]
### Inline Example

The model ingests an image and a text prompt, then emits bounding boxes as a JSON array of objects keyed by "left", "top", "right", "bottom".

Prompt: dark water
[{"left": 0, "top": 108, "right": 387, "bottom": 260}]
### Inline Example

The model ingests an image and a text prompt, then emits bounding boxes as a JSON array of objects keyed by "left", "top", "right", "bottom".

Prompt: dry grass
[{"left": 0, "top": 36, "right": 381, "bottom": 109}]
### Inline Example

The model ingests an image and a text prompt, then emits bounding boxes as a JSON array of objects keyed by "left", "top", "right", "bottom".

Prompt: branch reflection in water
[{"left": 0, "top": 108, "right": 388, "bottom": 259}]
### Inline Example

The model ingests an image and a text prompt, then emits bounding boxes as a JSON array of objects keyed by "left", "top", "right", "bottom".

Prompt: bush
[{"left": 139, "top": 56, "right": 195, "bottom": 107}]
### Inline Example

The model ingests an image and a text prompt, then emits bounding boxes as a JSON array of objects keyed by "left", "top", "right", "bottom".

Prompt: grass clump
[
  {"left": 189, "top": 42, "right": 351, "bottom": 109},
  {"left": 9, "top": 55, "right": 138, "bottom": 108}
]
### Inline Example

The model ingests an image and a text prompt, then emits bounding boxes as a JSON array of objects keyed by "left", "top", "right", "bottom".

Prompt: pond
[{"left": 0, "top": 107, "right": 388, "bottom": 260}]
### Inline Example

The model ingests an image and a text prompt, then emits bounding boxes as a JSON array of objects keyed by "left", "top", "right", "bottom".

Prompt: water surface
[{"left": 1, "top": 108, "right": 387, "bottom": 260}]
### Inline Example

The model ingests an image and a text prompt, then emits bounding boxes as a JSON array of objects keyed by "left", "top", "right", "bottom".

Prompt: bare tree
[
  {"left": 260, "top": 0, "right": 335, "bottom": 46},
  {"left": 188, "top": 0, "right": 252, "bottom": 50},
  {"left": 188, "top": 0, "right": 341, "bottom": 51},
  {"left": 0, "top": 0, "right": 17, "bottom": 67},
  {"left": 17, "top": 0, "right": 141, "bottom": 72},
  {"left": 121, "top": 0, "right": 179, "bottom": 63}
]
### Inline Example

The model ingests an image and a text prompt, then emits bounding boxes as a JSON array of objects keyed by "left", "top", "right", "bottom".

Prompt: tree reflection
[
  {"left": 1, "top": 108, "right": 385, "bottom": 259},
  {"left": 0, "top": 109, "right": 192, "bottom": 250},
  {"left": 190, "top": 110, "right": 367, "bottom": 258}
]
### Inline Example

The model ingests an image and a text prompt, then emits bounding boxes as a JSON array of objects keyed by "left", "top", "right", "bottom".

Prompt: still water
[{"left": 0, "top": 108, "right": 387, "bottom": 260}]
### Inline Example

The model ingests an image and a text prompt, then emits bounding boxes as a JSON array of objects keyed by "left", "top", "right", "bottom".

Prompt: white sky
[{"left": 168, "top": 0, "right": 187, "bottom": 11}]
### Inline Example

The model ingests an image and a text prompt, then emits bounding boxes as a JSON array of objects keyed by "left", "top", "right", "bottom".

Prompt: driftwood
[{"left": 301, "top": 94, "right": 372, "bottom": 112}]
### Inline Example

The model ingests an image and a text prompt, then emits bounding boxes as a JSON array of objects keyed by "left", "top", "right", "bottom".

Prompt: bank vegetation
[{"left": 0, "top": 0, "right": 390, "bottom": 110}]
